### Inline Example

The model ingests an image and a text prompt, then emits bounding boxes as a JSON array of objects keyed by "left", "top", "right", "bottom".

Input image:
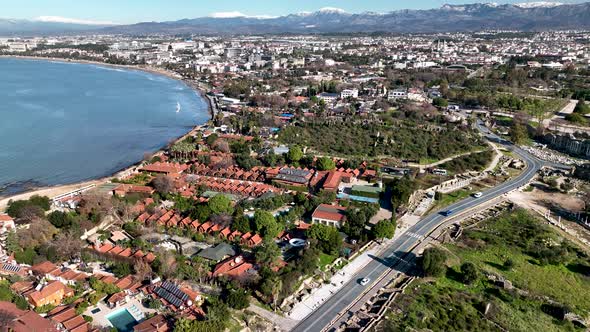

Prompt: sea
[{"left": 0, "top": 57, "right": 209, "bottom": 196}]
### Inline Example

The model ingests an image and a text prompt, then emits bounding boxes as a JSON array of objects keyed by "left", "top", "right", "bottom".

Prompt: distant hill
[
  {"left": 0, "top": 18, "right": 112, "bottom": 36},
  {"left": 100, "top": 2, "right": 590, "bottom": 35},
  {"left": 3, "top": 2, "right": 590, "bottom": 36}
]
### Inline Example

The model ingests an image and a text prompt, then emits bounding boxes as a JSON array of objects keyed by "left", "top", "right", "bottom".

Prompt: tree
[
  {"left": 373, "top": 219, "right": 396, "bottom": 240},
  {"left": 47, "top": 211, "right": 73, "bottom": 228},
  {"left": 573, "top": 99, "right": 590, "bottom": 115},
  {"left": 460, "top": 262, "right": 478, "bottom": 285},
  {"left": 226, "top": 288, "right": 250, "bottom": 310},
  {"left": 420, "top": 247, "right": 447, "bottom": 277},
  {"left": 208, "top": 195, "right": 233, "bottom": 215},
  {"left": 191, "top": 204, "right": 211, "bottom": 222},
  {"left": 307, "top": 224, "right": 342, "bottom": 255},
  {"left": 151, "top": 175, "right": 174, "bottom": 195},
  {"left": 112, "top": 262, "right": 132, "bottom": 278},
  {"left": 433, "top": 97, "right": 449, "bottom": 108},
  {"left": 565, "top": 112, "right": 587, "bottom": 125},
  {"left": 287, "top": 145, "right": 303, "bottom": 163},
  {"left": 232, "top": 214, "right": 251, "bottom": 234},
  {"left": 235, "top": 153, "right": 259, "bottom": 170},
  {"left": 133, "top": 259, "right": 152, "bottom": 281},
  {"left": 316, "top": 157, "right": 336, "bottom": 171},
  {"left": 390, "top": 176, "right": 417, "bottom": 210},
  {"left": 509, "top": 122, "right": 528, "bottom": 145},
  {"left": 504, "top": 258, "right": 515, "bottom": 271},
  {"left": 253, "top": 210, "right": 281, "bottom": 238},
  {"left": 255, "top": 239, "right": 282, "bottom": 266}
]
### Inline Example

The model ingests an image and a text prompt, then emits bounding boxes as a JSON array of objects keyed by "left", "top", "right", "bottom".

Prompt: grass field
[
  {"left": 383, "top": 209, "right": 590, "bottom": 331},
  {"left": 319, "top": 253, "right": 337, "bottom": 269}
]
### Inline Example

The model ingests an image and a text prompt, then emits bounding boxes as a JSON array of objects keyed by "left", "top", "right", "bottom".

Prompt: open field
[{"left": 382, "top": 209, "right": 590, "bottom": 331}]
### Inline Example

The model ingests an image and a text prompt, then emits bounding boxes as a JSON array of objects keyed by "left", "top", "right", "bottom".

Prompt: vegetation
[
  {"left": 6, "top": 195, "right": 50, "bottom": 219},
  {"left": 279, "top": 121, "right": 483, "bottom": 160},
  {"left": 419, "top": 247, "right": 447, "bottom": 277},
  {"left": 438, "top": 150, "right": 494, "bottom": 174},
  {"left": 385, "top": 209, "right": 590, "bottom": 331},
  {"left": 372, "top": 218, "right": 396, "bottom": 240}
]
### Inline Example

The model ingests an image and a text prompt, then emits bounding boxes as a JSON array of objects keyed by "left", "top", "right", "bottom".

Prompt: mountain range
[{"left": 3, "top": 2, "right": 590, "bottom": 36}]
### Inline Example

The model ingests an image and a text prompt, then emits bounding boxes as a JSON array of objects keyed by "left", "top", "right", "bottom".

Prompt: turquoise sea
[{"left": 0, "top": 58, "right": 209, "bottom": 195}]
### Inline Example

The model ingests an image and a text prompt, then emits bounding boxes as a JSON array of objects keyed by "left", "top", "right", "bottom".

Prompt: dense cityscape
[{"left": 1, "top": 3, "right": 590, "bottom": 332}]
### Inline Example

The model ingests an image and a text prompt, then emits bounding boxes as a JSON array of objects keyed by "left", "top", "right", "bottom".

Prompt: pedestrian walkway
[{"left": 288, "top": 236, "right": 399, "bottom": 321}]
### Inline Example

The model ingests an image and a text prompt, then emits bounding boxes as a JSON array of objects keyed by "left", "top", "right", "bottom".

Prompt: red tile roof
[{"left": 312, "top": 204, "right": 347, "bottom": 223}]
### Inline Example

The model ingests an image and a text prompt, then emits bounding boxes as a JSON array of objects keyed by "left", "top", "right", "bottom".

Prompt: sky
[{"left": 2, "top": 0, "right": 585, "bottom": 24}]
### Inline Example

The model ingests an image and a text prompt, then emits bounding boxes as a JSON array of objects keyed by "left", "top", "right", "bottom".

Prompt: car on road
[
  {"left": 473, "top": 192, "right": 483, "bottom": 198},
  {"left": 359, "top": 277, "right": 370, "bottom": 286},
  {"left": 441, "top": 209, "right": 453, "bottom": 216}
]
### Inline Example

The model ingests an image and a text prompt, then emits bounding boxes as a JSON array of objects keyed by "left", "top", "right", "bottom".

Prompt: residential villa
[
  {"left": 0, "top": 301, "right": 59, "bottom": 332},
  {"left": 311, "top": 204, "right": 348, "bottom": 228}
]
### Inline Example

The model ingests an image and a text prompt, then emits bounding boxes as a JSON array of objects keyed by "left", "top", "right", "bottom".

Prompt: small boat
[{"left": 176, "top": 102, "right": 181, "bottom": 113}]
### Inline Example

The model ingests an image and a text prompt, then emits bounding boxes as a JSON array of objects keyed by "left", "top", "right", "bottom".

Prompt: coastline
[{"left": 0, "top": 55, "right": 213, "bottom": 211}]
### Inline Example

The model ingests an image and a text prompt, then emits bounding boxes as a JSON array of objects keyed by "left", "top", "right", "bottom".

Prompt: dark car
[{"left": 441, "top": 210, "right": 453, "bottom": 217}]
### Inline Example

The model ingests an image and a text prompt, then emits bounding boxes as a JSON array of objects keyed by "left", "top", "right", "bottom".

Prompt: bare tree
[
  {"left": 151, "top": 175, "right": 175, "bottom": 195},
  {"left": 212, "top": 139, "right": 230, "bottom": 153},
  {"left": 78, "top": 193, "right": 114, "bottom": 218},
  {"left": 18, "top": 219, "right": 57, "bottom": 249},
  {"left": 133, "top": 258, "right": 153, "bottom": 281},
  {"left": 50, "top": 232, "right": 83, "bottom": 261}
]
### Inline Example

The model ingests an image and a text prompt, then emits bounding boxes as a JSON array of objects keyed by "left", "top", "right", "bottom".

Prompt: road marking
[{"left": 293, "top": 132, "right": 545, "bottom": 332}]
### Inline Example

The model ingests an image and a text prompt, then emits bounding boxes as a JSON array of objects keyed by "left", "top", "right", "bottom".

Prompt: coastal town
[{"left": 1, "top": 18, "right": 590, "bottom": 332}]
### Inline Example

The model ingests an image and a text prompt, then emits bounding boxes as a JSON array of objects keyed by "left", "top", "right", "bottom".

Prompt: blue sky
[{"left": 3, "top": 0, "right": 585, "bottom": 24}]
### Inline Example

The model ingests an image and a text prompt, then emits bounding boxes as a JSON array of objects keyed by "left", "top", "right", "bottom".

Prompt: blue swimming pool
[{"left": 107, "top": 308, "right": 137, "bottom": 332}]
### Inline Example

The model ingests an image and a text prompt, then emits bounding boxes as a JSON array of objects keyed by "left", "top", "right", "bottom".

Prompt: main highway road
[{"left": 292, "top": 123, "right": 545, "bottom": 332}]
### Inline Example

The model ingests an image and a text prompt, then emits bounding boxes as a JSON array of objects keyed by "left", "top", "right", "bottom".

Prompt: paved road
[{"left": 291, "top": 122, "right": 544, "bottom": 332}]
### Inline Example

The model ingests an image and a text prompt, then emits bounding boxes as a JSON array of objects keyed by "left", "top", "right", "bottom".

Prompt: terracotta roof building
[
  {"left": 0, "top": 301, "right": 59, "bottom": 332},
  {"left": 133, "top": 314, "right": 171, "bottom": 332},
  {"left": 27, "top": 280, "right": 74, "bottom": 308},
  {"left": 311, "top": 204, "right": 347, "bottom": 228}
]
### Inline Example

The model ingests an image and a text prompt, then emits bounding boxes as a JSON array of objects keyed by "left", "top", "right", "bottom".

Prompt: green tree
[
  {"left": 232, "top": 214, "right": 251, "bottom": 234},
  {"left": 460, "top": 262, "right": 478, "bottom": 285},
  {"left": 573, "top": 99, "right": 590, "bottom": 115},
  {"left": 226, "top": 288, "right": 250, "bottom": 310},
  {"left": 253, "top": 210, "right": 281, "bottom": 238},
  {"left": 373, "top": 219, "right": 396, "bottom": 240},
  {"left": 432, "top": 97, "right": 449, "bottom": 108},
  {"left": 565, "top": 113, "right": 587, "bottom": 125},
  {"left": 287, "top": 145, "right": 303, "bottom": 163},
  {"left": 255, "top": 239, "right": 282, "bottom": 266},
  {"left": 504, "top": 258, "right": 515, "bottom": 271},
  {"left": 208, "top": 195, "right": 234, "bottom": 215},
  {"left": 191, "top": 204, "right": 211, "bottom": 222},
  {"left": 420, "top": 247, "right": 447, "bottom": 277},
  {"left": 390, "top": 176, "right": 417, "bottom": 210},
  {"left": 316, "top": 157, "right": 336, "bottom": 171},
  {"left": 307, "top": 224, "right": 343, "bottom": 255},
  {"left": 111, "top": 262, "right": 132, "bottom": 278},
  {"left": 47, "top": 211, "right": 73, "bottom": 228},
  {"left": 510, "top": 122, "right": 528, "bottom": 145}
]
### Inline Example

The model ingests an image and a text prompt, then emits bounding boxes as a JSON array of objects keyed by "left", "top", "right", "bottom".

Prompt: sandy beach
[{"left": 0, "top": 55, "right": 212, "bottom": 212}]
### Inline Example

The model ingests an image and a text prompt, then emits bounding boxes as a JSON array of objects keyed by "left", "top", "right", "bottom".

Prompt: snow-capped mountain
[
  {"left": 3, "top": 2, "right": 590, "bottom": 36},
  {"left": 514, "top": 2, "right": 564, "bottom": 8}
]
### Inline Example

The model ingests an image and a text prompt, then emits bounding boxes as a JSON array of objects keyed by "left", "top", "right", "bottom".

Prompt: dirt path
[
  {"left": 407, "top": 149, "right": 486, "bottom": 170},
  {"left": 248, "top": 304, "right": 299, "bottom": 331}
]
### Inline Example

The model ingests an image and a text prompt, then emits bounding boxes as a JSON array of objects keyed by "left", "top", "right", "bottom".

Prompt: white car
[
  {"left": 473, "top": 192, "right": 483, "bottom": 198},
  {"left": 360, "top": 277, "right": 371, "bottom": 286}
]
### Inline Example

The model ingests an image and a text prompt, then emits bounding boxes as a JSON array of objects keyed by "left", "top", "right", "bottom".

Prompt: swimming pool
[{"left": 106, "top": 308, "right": 138, "bottom": 332}]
